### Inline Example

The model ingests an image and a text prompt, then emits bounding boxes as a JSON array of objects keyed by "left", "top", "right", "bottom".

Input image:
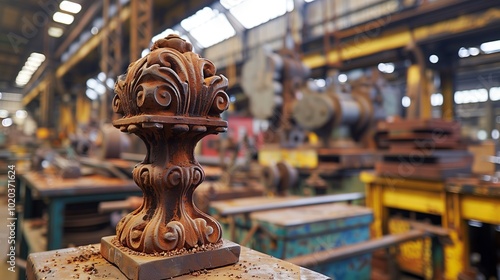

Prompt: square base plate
[{"left": 101, "top": 236, "right": 240, "bottom": 280}]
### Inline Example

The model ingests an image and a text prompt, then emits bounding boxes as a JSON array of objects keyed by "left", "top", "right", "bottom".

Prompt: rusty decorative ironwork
[{"left": 111, "top": 34, "right": 229, "bottom": 253}]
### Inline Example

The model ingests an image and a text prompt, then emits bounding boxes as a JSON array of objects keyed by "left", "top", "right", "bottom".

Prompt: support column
[
  {"left": 100, "top": 0, "right": 123, "bottom": 123},
  {"left": 39, "top": 73, "right": 55, "bottom": 129},
  {"left": 440, "top": 60, "right": 455, "bottom": 121},
  {"left": 130, "top": 0, "right": 153, "bottom": 62}
]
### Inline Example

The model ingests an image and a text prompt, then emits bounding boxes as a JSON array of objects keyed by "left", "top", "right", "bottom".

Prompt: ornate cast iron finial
[{"left": 112, "top": 34, "right": 229, "bottom": 253}]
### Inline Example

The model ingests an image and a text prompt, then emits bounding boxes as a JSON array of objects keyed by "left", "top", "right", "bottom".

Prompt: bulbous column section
[{"left": 110, "top": 34, "right": 230, "bottom": 253}]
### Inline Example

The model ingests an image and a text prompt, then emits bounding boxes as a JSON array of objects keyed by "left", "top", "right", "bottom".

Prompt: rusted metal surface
[
  {"left": 110, "top": 35, "right": 231, "bottom": 253},
  {"left": 375, "top": 119, "right": 472, "bottom": 180}
]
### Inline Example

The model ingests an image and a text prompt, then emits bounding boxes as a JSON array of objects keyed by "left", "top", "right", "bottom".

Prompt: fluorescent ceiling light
[
  {"left": 181, "top": 7, "right": 235, "bottom": 48},
  {"left": 30, "top": 52, "right": 46, "bottom": 61},
  {"left": 15, "top": 53, "right": 45, "bottom": 87},
  {"left": 430, "top": 93, "right": 443, "bottom": 106},
  {"left": 2, "top": 118, "right": 13, "bottom": 127},
  {"left": 98, "top": 72, "right": 106, "bottom": 82},
  {"left": 458, "top": 47, "right": 469, "bottom": 58},
  {"left": 53, "top": 12, "right": 74, "bottom": 25},
  {"left": 26, "top": 60, "right": 41, "bottom": 68},
  {"left": 95, "top": 83, "right": 107, "bottom": 95},
  {"left": 221, "top": 0, "right": 293, "bottom": 29},
  {"left": 378, "top": 62, "right": 394, "bottom": 73},
  {"left": 469, "top": 47, "right": 480, "bottom": 56},
  {"left": 48, "top": 26, "right": 64, "bottom": 38},
  {"left": 338, "top": 74, "right": 347, "bottom": 83},
  {"left": 429, "top": 54, "right": 439, "bottom": 64},
  {"left": 86, "top": 89, "right": 98, "bottom": 100},
  {"left": 480, "top": 40, "right": 500, "bottom": 54},
  {"left": 402, "top": 96, "right": 411, "bottom": 107},
  {"left": 60, "top": 1, "right": 82, "bottom": 14},
  {"left": 15, "top": 110, "right": 27, "bottom": 119},
  {"left": 22, "top": 64, "right": 37, "bottom": 72},
  {"left": 106, "top": 78, "right": 115, "bottom": 89},
  {"left": 86, "top": 78, "right": 98, "bottom": 89}
]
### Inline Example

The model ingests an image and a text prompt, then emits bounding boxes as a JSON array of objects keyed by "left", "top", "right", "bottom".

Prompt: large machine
[{"left": 241, "top": 45, "right": 385, "bottom": 195}]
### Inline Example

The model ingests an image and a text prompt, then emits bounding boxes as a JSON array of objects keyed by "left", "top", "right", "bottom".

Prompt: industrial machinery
[
  {"left": 292, "top": 77, "right": 381, "bottom": 148},
  {"left": 241, "top": 44, "right": 385, "bottom": 195},
  {"left": 241, "top": 46, "right": 309, "bottom": 147}
]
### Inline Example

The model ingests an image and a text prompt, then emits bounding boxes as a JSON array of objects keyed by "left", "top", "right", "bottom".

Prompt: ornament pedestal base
[{"left": 100, "top": 236, "right": 240, "bottom": 280}]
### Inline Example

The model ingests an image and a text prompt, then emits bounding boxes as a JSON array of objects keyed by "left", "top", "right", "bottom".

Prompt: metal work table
[
  {"left": 26, "top": 243, "right": 331, "bottom": 280},
  {"left": 361, "top": 171, "right": 500, "bottom": 280},
  {"left": 18, "top": 172, "right": 141, "bottom": 252}
]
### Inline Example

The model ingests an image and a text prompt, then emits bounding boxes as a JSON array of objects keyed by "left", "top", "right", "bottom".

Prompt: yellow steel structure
[
  {"left": 258, "top": 146, "right": 318, "bottom": 168},
  {"left": 302, "top": 7, "right": 500, "bottom": 69},
  {"left": 362, "top": 172, "right": 500, "bottom": 280}
]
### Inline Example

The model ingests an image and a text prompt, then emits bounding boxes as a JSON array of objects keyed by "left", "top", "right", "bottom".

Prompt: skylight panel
[
  {"left": 220, "top": 0, "right": 293, "bottom": 29},
  {"left": 181, "top": 7, "right": 235, "bottom": 48}
]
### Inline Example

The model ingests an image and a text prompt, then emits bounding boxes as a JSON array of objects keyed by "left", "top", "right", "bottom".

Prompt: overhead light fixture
[
  {"left": 30, "top": 52, "right": 46, "bottom": 61},
  {"left": 91, "top": 27, "right": 99, "bottom": 35},
  {"left": 22, "top": 64, "right": 38, "bottom": 72},
  {"left": 60, "top": 1, "right": 82, "bottom": 14},
  {"left": 454, "top": 88, "right": 488, "bottom": 104},
  {"left": 27, "top": 57, "right": 43, "bottom": 66},
  {"left": 15, "top": 52, "right": 46, "bottom": 87},
  {"left": 53, "top": 12, "right": 74, "bottom": 25},
  {"left": 458, "top": 47, "right": 469, "bottom": 58},
  {"left": 48, "top": 26, "right": 64, "bottom": 38},
  {"left": 490, "top": 87, "right": 500, "bottom": 101},
  {"left": 86, "top": 89, "right": 98, "bottom": 100},
  {"left": 378, "top": 62, "right": 394, "bottom": 73},
  {"left": 0, "top": 110, "right": 8, "bottom": 118},
  {"left": 429, "top": 54, "right": 439, "bottom": 64},
  {"left": 15, "top": 110, "right": 27, "bottom": 119},
  {"left": 95, "top": 83, "right": 107, "bottom": 95},
  {"left": 469, "top": 47, "right": 480, "bottom": 56},
  {"left": 430, "top": 93, "right": 443, "bottom": 106},
  {"left": 402, "top": 96, "right": 411, "bottom": 108},
  {"left": 97, "top": 72, "right": 106, "bottom": 82},
  {"left": 492, "top": 129, "right": 500, "bottom": 140},
  {"left": 338, "top": 74, "right": 348, "bottom": 83},
  {"left": 1, "top": 118, "right": 13, "bottom": 127},
  {"left": 106, "top": 78, "right": 115, "bottom": 89},
  {"left": 480, "top": 40, "right": 500, "bottom": 54}
]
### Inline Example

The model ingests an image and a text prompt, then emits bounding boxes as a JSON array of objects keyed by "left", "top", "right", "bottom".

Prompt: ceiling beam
[
  {"left": 55, "top": 6, "right": 131, "bottom": 78},
  {"left": 55, "top": 1, "right": 102, "bottom": 58},
  {"left": 302, "top": 6, "right": 500, "bottom": 69}
]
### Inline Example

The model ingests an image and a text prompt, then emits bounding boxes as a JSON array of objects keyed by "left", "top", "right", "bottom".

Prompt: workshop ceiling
[{"left": 0, "top": 0, "right": 215, "bottom": 94}]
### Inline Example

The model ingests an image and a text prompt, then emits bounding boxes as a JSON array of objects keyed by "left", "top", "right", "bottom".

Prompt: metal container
[{"left": 250, "top": 203, "right": 373, "bottom": 279}]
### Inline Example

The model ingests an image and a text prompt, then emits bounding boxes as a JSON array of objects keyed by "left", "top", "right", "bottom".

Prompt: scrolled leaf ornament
[{"left": 111, "top": 34, "right": 229, "bottom": 253}]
